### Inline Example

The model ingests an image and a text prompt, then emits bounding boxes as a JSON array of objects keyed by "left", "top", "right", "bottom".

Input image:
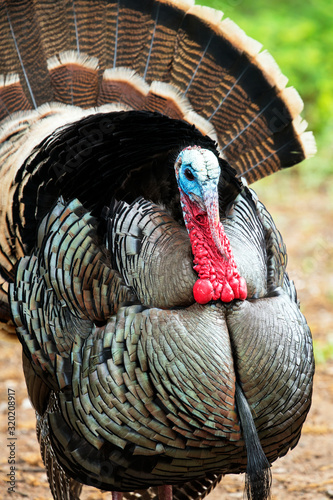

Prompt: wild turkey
[{"left": 0, "top": 1, "right": 315, "bottom": 499}]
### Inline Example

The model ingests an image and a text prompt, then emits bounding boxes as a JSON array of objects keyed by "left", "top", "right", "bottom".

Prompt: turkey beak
[{"left": 203, "top": 187, "right": 227, "bottom": 260}]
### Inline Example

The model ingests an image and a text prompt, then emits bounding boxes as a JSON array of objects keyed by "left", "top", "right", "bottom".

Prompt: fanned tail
[{"left": 0, "top": 0, "right": 315, "bottom": 179}]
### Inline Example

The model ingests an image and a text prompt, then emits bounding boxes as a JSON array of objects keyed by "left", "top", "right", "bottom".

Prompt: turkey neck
[{"left": 179, "top": 190, "right": 247, "bottom": 304}]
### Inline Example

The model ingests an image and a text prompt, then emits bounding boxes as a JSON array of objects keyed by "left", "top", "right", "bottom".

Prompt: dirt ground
[{"left": 0, "top": 178, "right": 332, "bottom": 500}]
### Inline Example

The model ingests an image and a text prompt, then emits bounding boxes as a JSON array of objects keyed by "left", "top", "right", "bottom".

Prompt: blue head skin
[
  {"left": 175, "top": 147, "right": 220, "bottom": 210},
  {"left": 174, "top": 146, "right": 226, "bottom": 257}
]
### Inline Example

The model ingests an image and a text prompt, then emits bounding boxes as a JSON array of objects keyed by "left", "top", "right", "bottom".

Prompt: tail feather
[
  {"left": 33, "top": 1, "right": 78, "bottom": 59},
  {"left": 111, "top": 0, "right": 193, "bottom": 81},
  {"left": 47, "top": 51, "right": 99, "bottom": 107},
  {"left": 237, "top": 126, "right": 308, "bottom": 182},
  {"left": 0, "top": 74, "right": 31, "bottom": 120},
  {"left": 98, "top": 67, "right": 149, "bottom": 108},
  {"left": 70, "top": 0, "right": 109, "bottom": 62},
  {"left": 143, "top": 0, "right": 195, "bottom": 83},
  {"left": 111, "top": 0, "right": 155, "bottom": 74},
  {"left": 145, "top": 81, "right": 188, "bottom": 119},
  {"left": 2, "top": 0, "right": 52, "bottom": 107},
  {"left": 169, "top": 6, "right": 225, "bottom": 103}
]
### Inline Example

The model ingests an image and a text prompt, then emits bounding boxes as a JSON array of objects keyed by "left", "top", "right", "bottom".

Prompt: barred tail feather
[{"left": 0, "top": 0, "right": 314, "bottom": 181}]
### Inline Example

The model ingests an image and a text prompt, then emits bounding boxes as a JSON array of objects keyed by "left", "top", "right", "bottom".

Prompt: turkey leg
[
  {"left": 158, "top": 485, "right": 173, "bottom": 500},
  {"left": 112, "top": 492, "right": 123, "bottom": 500}
]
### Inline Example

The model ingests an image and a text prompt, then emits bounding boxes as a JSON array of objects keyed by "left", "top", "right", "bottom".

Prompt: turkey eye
[{"left": 184, "top": 168, "right": 195, "bottom": 181}]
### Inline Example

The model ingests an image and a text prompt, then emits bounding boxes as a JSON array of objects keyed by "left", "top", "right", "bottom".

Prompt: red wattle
[
  {"left": 229, "top": 276, "right": 239, "bottom": 296},
  {"left": 238, "top": 276, "right": 248, "bottom": 300},
  {"left": 180, "top": 191, "right": 248, "bottom": 304},
  {"left": 193, "top": 279, "right": 214, "bottom": 304},
  {"left": 221, "top": 282, "right": 234, "bottom": 302}
]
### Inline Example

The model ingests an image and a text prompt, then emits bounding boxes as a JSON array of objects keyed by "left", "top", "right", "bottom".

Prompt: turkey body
[{"left": 0, "top": 1, "right": 315, "bottom": 499}]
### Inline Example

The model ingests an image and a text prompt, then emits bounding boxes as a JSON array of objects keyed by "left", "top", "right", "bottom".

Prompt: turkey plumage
[{"left": 0, "top": 1, "right": 315, "bottom": 500}]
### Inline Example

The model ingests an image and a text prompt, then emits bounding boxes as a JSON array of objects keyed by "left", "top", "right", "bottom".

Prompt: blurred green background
[{"left": 197, "top": 0, "right": 333, "bottom": 189}]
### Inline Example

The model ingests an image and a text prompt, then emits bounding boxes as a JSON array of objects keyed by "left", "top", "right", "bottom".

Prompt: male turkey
[{"left": 0, "top": 1, "right": 315, "bottom": 500}]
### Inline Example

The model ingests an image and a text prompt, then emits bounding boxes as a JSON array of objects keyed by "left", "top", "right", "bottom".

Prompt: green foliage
[
  {"left": 313, "top": 335, "right": 333, "bottom": 364},
  {"left": 196, "top": 0, "right": 333, "bottom": 184}
]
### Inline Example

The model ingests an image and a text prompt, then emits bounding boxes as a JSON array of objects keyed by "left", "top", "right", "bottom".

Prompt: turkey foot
[{"left": 158, "top": 485, "right": 173, "bottom": 500}]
